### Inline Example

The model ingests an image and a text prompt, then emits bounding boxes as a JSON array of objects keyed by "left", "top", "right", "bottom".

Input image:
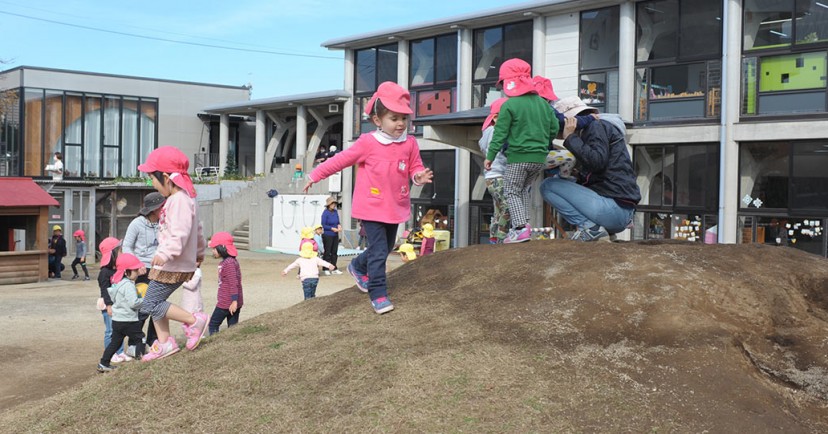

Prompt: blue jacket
[{"left": 321, "top": 209, "right": 340, "bottom": 237}]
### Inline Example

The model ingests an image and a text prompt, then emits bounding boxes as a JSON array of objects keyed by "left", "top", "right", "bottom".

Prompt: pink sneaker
[
  {"left": 185, "top": 312, "right": 208, "bottom": 351},
  {"left": 141, "top": 338, "right": 180, "bottom": 362},
  {"left": 504, "top": 225, "right": 532, "bottom": 244}
]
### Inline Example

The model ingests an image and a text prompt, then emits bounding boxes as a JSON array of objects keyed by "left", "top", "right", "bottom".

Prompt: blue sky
[{"left": 0, "top": 0, "right": 529, "bottom": 99}]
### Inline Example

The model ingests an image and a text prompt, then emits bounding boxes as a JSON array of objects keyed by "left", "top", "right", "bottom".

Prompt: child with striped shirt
[{"left": 207, "top": 232, "right": 244, "bottom": 335}]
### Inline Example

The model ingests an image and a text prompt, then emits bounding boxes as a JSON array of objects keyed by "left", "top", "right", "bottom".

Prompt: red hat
[
  {"left": 73, "top": 229, "right": 85, "bottom": 241},
  {"left": 208, "top": 231, "right": 238, "bottom": 257},
  {"left": 137, "top": 146, "right": 197, "bottom": 198},
  {"left": 364, "top": 81, "right": 413, "bottom": 116},
  {"left": 111, "top": 253, "right": 144, "bottom": 284},
  {"left": 99, "top": 237, "right": 121, "bottom": 266},
  {"left": 498, "top": 58, "right": 537, "bottom": 97},
  {"left": 482, "top": 97, "right": 509, "bottom": 131},
  {"left": 532, "top": 76, "right": 558, "bottom": 101}
]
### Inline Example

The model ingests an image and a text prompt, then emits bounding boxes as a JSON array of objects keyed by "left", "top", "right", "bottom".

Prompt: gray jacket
[
  {"left": 479, "top": 126, "right": 508, "bottom": 179},
  {"left": 107, "top": 279, "right": 143, "bottom": 322},
  {"left": 122, "top": 215, "right": 158, "bottom": 266}
]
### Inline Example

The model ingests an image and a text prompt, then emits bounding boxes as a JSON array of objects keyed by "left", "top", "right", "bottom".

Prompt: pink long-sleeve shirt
[
  {"left": 309, "top": 133, "right": 426, "bottom": 224},
  {"left": 155, "top": 190, "right": 205, "bottom": 273}
]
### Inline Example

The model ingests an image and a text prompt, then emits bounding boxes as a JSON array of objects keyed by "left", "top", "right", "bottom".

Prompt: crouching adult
[{"left": 540, "top": 96, "right": 641, "bottom": 241}]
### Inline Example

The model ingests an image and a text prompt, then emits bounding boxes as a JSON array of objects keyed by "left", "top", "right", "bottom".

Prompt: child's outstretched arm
[{"left": 304, "top": 140, "right": 365, "bottom": 193}]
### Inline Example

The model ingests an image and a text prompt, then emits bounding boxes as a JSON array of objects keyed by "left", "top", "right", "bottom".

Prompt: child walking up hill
[
  {"left": 207, "top": 232, "right": 244, "bottom": 335},
  {"left": 98, "top": 253, "right": 145, "bottom": 372},
  {"left": 304, "top": 81, "right": 433, "bottom": 314}
]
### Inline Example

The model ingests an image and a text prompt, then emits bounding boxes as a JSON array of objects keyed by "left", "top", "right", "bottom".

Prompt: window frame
[
  {"left": 352, "top": 43, "right": 399, "bottom": 138},
  {"left": 471, "top": 20, "right": 533, "bottom": 108}
]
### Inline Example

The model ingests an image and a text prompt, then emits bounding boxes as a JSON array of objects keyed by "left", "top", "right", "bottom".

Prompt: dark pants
[
  {"left": 100, "top": 320, "right": 143, "bottom": 366},
  {"left": 349, "top": 220, "right": 397, "bottom": 301},
  {"left": 209, "top": 306, "right": 241, "bottom": 335},
  {"left": 302, "top": 278, "right": 319, "bottom": 299},
  {"left": 71, "top": 258, "right": 89, "bottom": 277},
  {"left": 322, "top": 234, "right": 340, "bottom": 270},
  {"left": 48, "top": 256, "right": 64, "bottom": 277},
  {"left": 135, "top": 274, "right": 157, "bottom": 345}
]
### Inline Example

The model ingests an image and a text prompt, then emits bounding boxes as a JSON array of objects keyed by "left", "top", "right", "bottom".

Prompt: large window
[
  {"left": 740, "top": 141, "right": 828, "bottom": 212},
  {"left": 635, "top": 0, "right": 723, "bottom": 121},
  {"left": 409, "top": 34, "right": 458, "bottom": 134},
  {"left": 0, "top": 89, "right": 20, "bottom": 176},
  {"left": 353, "top": 44, "right": 399, "bottom": 136},
  {"left": 741, "top": 1, "right": 828, "bottom": 116},
  {"left": 580, "top": 7, "right": 620, "bottom": 113},
  {"left": 472, "top": 21, "right": 532, "bottom": 108},
  {"left": 16, "top": 88, "right": 157, "bottom": 180}
]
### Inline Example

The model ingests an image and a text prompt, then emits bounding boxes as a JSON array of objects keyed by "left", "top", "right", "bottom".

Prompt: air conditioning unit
[{"left": 328, "top": 104, "right": 340, "bottom": 113}]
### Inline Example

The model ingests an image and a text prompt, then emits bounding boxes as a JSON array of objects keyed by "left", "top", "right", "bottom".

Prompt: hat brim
[
  {"left": 404, "top": 252, "right": 416, "bottom": 260},
  {"left": 137, "top": 162, "right": 157, "bottom": 173},
  {"left": 365, "top": 95, "right": 413, "bottom": 116},
  {"left": 482, "top": 113, "right": 497, "bottom": 131},
  {"left": 138, "top": 202, "right": 164, "bottom": 216},
  {"left": 502, "top": 77, "right": 538, "bottom": 97},
  {"left": 562, "top": 105, "right": 598, "bottom": 118}
]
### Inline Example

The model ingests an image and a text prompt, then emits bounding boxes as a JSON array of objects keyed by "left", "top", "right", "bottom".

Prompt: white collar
[{"left": 372, "top": 129, "right": 407, "bottom": 145}]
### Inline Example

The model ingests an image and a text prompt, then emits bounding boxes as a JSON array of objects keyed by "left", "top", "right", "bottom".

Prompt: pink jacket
[
  {"left": 309, "top": 134, "right": 426, "bottom": 224},
  {"left": 155, "top": 190, "right": 205, "bottom": 272}
]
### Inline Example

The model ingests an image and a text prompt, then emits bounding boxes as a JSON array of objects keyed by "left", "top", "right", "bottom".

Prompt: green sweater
[{"left": 486, "top": 94, "right": 558, "bottom": 164}]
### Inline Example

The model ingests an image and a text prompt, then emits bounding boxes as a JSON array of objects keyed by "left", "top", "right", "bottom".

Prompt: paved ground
[{"left": 0, "top": 248, "right": 401, "bottom": 412}]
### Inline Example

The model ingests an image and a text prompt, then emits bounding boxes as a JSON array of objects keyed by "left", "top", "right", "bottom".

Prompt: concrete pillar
[
  {"left": 296, "top": 105, "right": 307, "bottom": 163},
  {"left": 618, "top": 1, "right": 636, "bottom": 122},
  {"left": 341, "top": 50, "right": 356, "bottom": 228},
  {"left": 719, "top": 0, "right": 742, "bottom": 243},
  {"left": 532, "top": 15, "right": 546, "bottom": 76},
  {"left": 255, "top": 110, "right": 266, "bottom": 174},
  {"left": 457, "top": 28, "right": 473, "bottom": 111},
  {"left": 455, "top": 27, "right": 474, "bottom": 248},
  {"left": 397, "top": 39, "right": 409, "bottom": 89},
  {"left": 219, "top": 114, "right": 229, "bottom": 176}
]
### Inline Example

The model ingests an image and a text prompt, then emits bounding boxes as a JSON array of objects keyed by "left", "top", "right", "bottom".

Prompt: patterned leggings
[
  {"left": 486, "top": 177, "right": 511, "bottom": 241},
  {"left": 503, "top": 162, "right": 545, "bottom": 229}
]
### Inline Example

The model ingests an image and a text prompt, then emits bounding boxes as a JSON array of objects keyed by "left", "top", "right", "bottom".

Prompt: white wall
[{"left": 543, "top": 12, "right": 580, "bottom": 100}]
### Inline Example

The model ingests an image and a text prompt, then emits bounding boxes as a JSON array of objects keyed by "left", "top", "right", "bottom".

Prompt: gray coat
[{"left": 122, "top": 215, "right": 158, "bottom": 266}]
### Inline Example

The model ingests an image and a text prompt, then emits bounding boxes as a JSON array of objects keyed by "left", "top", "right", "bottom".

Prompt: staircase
[{"left": 233, "top": 221, "right": 250, "bottom": 251}]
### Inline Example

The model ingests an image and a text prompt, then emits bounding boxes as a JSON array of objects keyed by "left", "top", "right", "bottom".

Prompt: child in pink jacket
[
  {"left": 137, "top": 146, "right": 208, "bottom": 361},
  {"left": 304, "top": 81, "right": 433, "bottom": 314}
]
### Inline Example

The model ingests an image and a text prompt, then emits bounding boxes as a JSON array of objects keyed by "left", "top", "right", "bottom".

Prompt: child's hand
[
  {"left": 328, "top": 265, "right": 335, "bottom": 271},
  {"left": 415, "top": 168, "right": 433, "bottom": 184},
  {"left": 562, "top": 117, "right": 577, "bottom": 140},
  {"left": 80, "top": 258, "right": 85, "bottom": 263},
  {"left": 151, "top": 255, "right": 166, "bottom": 267},
  {"left": 302, "top": 180, "right": 313, "bottom": 193},
  {"left": 229, "top": 300, "right": 238, "bottom": 315},
  {"left": 281, "top": 271, "right": 287, "bottom": 277}
]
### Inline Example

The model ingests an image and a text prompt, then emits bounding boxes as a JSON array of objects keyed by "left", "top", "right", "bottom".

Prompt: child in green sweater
[{"left": 484, "top": 58, "right": 559, "bottom": 243}]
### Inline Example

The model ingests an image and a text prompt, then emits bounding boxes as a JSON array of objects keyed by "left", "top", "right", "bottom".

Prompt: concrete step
[{"left": 231, "top": 221, "right": 251, "bottom": 250}]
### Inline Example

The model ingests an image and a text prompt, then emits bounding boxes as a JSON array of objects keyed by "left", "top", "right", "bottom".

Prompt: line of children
[
  {"left": 207, "top": 232, "right": 244, "bottom": 335},
  {"left": 97, "top": 253, "right": 145, "bottom": 372},
  {"left": 137, "top": 146, "right": 208, "bottom": 361},
  {"left": 281, "top": 242, "right": 335, "bottom": 299},
  {"left": 71, "top": 229, "right": 90, "bottom": 280},
  {"left": 305, "top": 81, "right": 433, "bottom": 314},
  {"left": 97, "top": 236, "right": 130, "bottom": 363}
]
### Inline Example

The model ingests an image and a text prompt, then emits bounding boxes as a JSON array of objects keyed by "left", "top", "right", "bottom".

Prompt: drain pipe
[{"left": 717, "top": 0, "right": 730, "bottom": 243}]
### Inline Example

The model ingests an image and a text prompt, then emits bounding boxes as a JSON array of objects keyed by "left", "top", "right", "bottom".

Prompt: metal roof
[
  {"left": 413, "top": 106, "right": 490, "bottom": 127},
  {"left": 321, "top": 0, "right": 614, "bottom": 49},
  {"left": 0, "top": 178, "right": 59, "bottom": 207},
  {"left": 202, "top": 89, "right": 351, "bottom": 115}
]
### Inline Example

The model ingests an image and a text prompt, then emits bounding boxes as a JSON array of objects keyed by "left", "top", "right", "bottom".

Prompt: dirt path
[{"left": 0, "top": 249, "right": 396, "bottom": 412}]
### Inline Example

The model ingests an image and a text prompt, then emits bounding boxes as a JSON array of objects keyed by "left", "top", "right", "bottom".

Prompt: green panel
[{"left": 759, "top": 52, "right": 827, "bottom": 92}]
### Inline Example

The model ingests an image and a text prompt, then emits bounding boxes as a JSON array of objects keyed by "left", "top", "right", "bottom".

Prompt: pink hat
[
  {"left": 482, "top": 97, "right": 509, "bottom": 131},
  {"left": 137, "top": 146, "right": 197, "bottom": 198},
  {"left": 99, "top": 237, "right": 121, "bottom": 266},
  {"left": 208, "top": 231, "right": 238, "bottom": 257},
  {"left": 532, "top": 76, "right": 558, "bottom": 101},
  {"left": 111, "top": 253, "right": 144, "bottom": 284},
  {"left": 498, "top": 59, "right": 536, "bottom": 97},
  {"left": 73, "top": 229, "right": 85, "bottom": 241},
  {"left": 364, "top": 82, "right": 413, "bottom": 116}
]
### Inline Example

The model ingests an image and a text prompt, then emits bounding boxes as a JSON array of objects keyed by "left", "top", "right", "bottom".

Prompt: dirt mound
[{"left": 3, "top": 241, "right": 828, "bottom": 433}]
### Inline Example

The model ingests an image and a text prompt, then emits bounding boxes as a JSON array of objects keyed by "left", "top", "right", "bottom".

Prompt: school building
[
  {"left": 313, "top": 0, "right": 828, "bottom": 256},
  {"left": 2, "top": 0, "right": 827, "bottom": 264}
]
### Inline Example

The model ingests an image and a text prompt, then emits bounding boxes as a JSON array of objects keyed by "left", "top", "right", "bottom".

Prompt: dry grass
[{"left": 3, "top": 241, "right": 828, "bottom": 433}]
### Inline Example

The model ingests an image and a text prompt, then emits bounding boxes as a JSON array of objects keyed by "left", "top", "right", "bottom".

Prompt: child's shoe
[
  {"left": 110, "top": 353, "right": 126, "bottom": 364},
  {"left": 83, "top": 276, "right": 90, "bottom": 281},
  {"left": 371, "top": 296, "right": 394, "bottom": 314},
  {"left": 141, "top": 338, "right": 180, "bottom": 361},
  {"left": 97, "top": 363, "right": 116, "bottom": 372},
  {"left": 347, "top": 263, "right": 369, "bottom": 293},
  {"left": 71, "top": 275, "right": 79, "bottom": 280},
  {"left": 504, "top": 225, "right": 532, "bottom": 244},
  {"left": 323, "top": 270, "right": 331, "bottom": 276},
  {"left": 332, "top": 269, "right": 343, "bottom": 275},
  {"left": 184, "top": 312, "right": 209, "bottom": 350}
]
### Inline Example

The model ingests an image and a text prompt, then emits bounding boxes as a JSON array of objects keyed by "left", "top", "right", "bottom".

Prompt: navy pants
[
  {"left": 302, "top": 277, "right": 319, "bottom": 299},
  {"left": 349, "top": 220, "right": 397, "bottom": 301},
  {"left": 209, "top": 306, "right": 241, "bottom": 335}
]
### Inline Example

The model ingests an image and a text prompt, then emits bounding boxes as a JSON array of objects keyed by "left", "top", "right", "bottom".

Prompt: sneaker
[
  {"left": 97, "top": 363, "right": 116, "bottom": 373},
  {"left": 71, "top": 275, "right": 79, "bottom": 280},
  {"left": 347, "top": 263, "right": 369, "bottom": 293},
  {"left": 125, "top": 345, "right": 138, "bottom": 359},
  {"left": 110, "top": 353, "right": 125, "bottom": 364},
  {"left": 141, "top": 338, "right": 180, "bottom": 361},
  {"left": 323, "top": 270, "right": 332, "bottom": 276},
  {"left": 332, "top": 269, "right": 343, "bottom": 275},
  {"left": 569, "top": 225, "right": 609, "bottom": 242},
  {"left": 83, "top": 276, "right": 90, "bottom": 281},
  {"left": 504, "top": 226, "right": 532, "bottom": 244},
  {"left": 184, "top": 312, "right": 209, "bottom": 351},
  {"left": 371, "top": 296, "right": 395, "bottom": 314}
]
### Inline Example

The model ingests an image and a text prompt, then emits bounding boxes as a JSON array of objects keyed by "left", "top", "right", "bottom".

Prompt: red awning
[{"left": 0, "top": 178, "right": 60, "bottom": 207}]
